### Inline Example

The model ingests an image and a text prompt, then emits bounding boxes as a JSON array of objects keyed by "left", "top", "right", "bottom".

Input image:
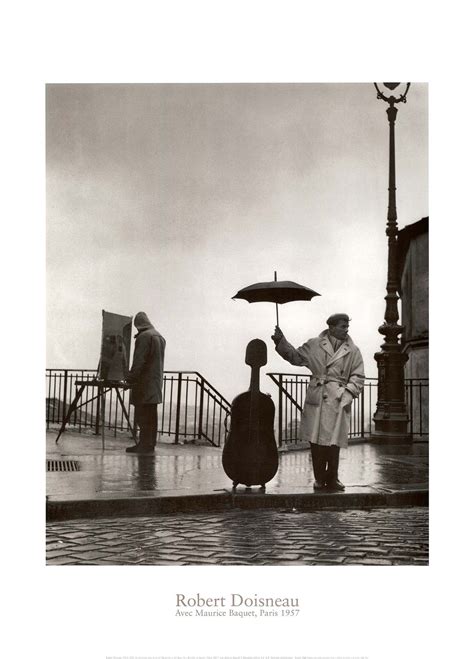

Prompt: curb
[{"left": 46, "top": 489, "right": 428, "bottom": 521}]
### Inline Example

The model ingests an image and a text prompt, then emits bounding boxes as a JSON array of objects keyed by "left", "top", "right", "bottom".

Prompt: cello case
[{"left": 222, "top": 339, "right": 278, "bottom": 490}]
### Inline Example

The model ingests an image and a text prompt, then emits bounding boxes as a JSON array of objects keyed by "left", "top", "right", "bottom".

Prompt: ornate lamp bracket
[{"left": 374, "top": 82, "right": 411, "bottom": 105}]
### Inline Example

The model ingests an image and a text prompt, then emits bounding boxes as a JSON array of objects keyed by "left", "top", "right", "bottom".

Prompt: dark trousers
[
  {"left": 134, "top": 404, "right": 158, "bottom": 449},
  {"left": 310, "top": 444, "right": 340, "bottom": 485}
]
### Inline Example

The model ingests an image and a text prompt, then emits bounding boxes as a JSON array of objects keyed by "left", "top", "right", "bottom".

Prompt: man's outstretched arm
[{"left": 271, "top": 326, "right": 309, "bottom": 368}]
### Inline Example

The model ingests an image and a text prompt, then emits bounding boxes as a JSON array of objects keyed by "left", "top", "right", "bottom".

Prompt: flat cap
[{"left": 326, "top": 313, "right": 350, "bottom": 326}]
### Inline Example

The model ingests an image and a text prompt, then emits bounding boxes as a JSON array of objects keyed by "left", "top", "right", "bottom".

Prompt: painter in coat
[
  {"left": 272, "top": 313, "right": 364, "bottom": 490},
  {"left": 125, "top": 311, "right": 166, "bottom": 454}
]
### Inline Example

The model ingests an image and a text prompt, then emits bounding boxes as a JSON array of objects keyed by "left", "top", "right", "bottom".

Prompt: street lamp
[{"left": 371, "top": 82, "right": 411, "bottom": 444}]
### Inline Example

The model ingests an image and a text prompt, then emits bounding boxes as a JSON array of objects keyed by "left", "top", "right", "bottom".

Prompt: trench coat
[
  {"left": 276, "top": 330, "right": 365, "bottom": 448},
  {"left": 126, "top": 325, "right": 166, "bottom": 405}
]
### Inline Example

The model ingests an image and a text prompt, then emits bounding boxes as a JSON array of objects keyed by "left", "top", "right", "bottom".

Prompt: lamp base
[{"left": 370, "top": 431, "right": 412, "bottom": 445}]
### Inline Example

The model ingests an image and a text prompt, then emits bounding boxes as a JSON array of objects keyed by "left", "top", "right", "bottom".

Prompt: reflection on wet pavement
[{"left": 47, "top": 430, "right": 428, "bottom": 498}]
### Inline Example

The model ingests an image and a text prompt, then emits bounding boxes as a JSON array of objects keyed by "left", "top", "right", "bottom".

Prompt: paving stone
[
  {"left": 86, "top": 559, "right": 128, "bottom": 565},
  {"left": 66, "top": 542, "right": 109, "bottom": 552},
  {"left": 76, "top": 550, "right": 112, "bottom": 560},
  {"left": 150, "top": 536, "right": 182, "bottom": 545},
  {"left": 270, "top": 553, "right": 303, "bottom": 560},
  {"left": 93, "top": 538, "right": 131, "bottom": 547},
  {"left": 46, "top": 541, "right": 70, "bottom": 551},
  {"left": 182, "top": 550, "right": 219, "bottom": 558},
  {"left": 46, "top": 549, "right": 74, "bottom": 559},
  {"left": 144, "top": 559, "right": 188, "bottom": 565},
  {"left": 93, "top": 532, "right": 126, "bottom": 540},
  {"left": 353, "top": 558, "right": 396, "bottom": 565},
  {"left": 64, "top": 554, "right": 99, "bottom": 563},
  {"left": 149, "top": 554, "right": 183, "bottom": 562},
  {"left": 66, "top": 536, "right": 111, "bottom": 546},
  {"left": 211, "top": 551, "right": 260, "bottom": 560},
  {"left": 58, "top": 531, "right": 90, "bottom": 538},
  {"left": 363, "top": 548, "right": 390, "bottom": 555},
  {"left": 397, "top": 547, "right": 428, "bottom": 554},
  {"left": 310, "top": 554, "right": 346, "bottom": 563},
  {"left": 92, "top": 544, "right": 129, "bottom": 553},
  {"left": 46, "top": 556, "right": 77, "bottom": 565}
]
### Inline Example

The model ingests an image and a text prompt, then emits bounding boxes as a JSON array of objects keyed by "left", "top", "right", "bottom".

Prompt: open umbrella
[{"left": 232, "top": 271, "right": 320, "bottom": 325}]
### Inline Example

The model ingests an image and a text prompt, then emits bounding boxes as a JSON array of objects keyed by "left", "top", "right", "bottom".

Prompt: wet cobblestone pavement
[
  {"left": 46, "top": 506, "right": 428, "bottom": 566},
  {"left": 47, "top": 431, "right": 428, "bottom": 501}
]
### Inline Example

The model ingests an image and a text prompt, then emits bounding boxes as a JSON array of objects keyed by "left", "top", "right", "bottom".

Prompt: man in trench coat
[
  {"left": 272, "top": 314, "right": 364, "bottom": 490},
  {"left": 125, "top": 312, "right": 166, "bottom": 454}
]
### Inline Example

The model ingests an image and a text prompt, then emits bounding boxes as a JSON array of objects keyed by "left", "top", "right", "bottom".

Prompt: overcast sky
[{"left": 46, "top": 83, "right": 428, "bottom": 400}]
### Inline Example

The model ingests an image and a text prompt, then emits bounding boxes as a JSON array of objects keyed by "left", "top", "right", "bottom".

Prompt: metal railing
[
  {"left": 46, "top": 368, "right": 428, "bottom": 448},
  {"left": 46, "top": 369, "right": 231, "bottom": 447},
  {"left": 267, "top": 374, "right": 428, "bottom": 446}
]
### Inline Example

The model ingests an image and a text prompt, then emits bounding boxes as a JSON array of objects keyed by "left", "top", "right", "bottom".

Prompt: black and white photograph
[{"left": 46, "top": 81, "right": 428, "bottom": 567}]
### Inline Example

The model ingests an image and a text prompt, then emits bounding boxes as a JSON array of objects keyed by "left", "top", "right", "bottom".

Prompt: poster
[{"left": 4, "top": 2, "right": 472, "bottom": 659}]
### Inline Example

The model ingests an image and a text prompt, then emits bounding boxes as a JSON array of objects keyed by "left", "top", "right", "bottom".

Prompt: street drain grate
[{"left": 47, "top": 459, "right": 80, "bottom": 472}]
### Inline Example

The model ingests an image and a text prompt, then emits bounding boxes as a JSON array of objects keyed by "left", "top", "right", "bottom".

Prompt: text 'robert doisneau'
[{"left": 175, "top": 593, "right": 300, "bottom": 614}]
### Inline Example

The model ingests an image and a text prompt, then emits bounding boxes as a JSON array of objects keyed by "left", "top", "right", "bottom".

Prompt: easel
[{"left": 55, "top": 379, "right": 138, "bottom": 450}]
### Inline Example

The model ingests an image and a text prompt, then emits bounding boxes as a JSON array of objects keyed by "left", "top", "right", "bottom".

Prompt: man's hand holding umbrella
[{"left": 271, "top": 326, "right": 284, "bottom": 345}]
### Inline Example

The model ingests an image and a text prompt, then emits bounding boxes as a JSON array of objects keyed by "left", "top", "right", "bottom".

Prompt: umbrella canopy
[
  {"left": 233, "top": 279, "right": 320, "bottom": 305},
  {"left": 232, "top": 273, "right": 320, "bottom": 326}
]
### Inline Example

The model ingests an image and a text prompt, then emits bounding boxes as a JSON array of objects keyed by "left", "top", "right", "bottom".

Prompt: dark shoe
[
  {"left": 125, "top": 443, "right": 154, "bottom": 454},
  {"left": 313, "top": 480, "right": 326, "bottom": 491},
  {"left": 326, "top": 479, "right": 345, "bottom": 491}
]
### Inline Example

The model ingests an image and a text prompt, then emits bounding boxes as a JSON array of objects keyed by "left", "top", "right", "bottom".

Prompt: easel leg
[{"left": 55, "top": 385, "right": 86, "bottom": 444}]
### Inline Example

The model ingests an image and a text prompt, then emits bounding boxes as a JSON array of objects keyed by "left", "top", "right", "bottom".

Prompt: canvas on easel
[
  {"left": 99, "top": 310, "right": 133, "bottom": 381},
  {"left": 55, "top": 310, "right": 137, "bottom": 447}
]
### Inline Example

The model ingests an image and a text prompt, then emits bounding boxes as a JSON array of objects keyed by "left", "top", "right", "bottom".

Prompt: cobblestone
[{"left": 46, "top": 507, "right": 428, "bottom": 566}]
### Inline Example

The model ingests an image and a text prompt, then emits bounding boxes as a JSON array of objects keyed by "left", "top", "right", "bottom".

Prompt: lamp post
[{"left": 371, "top": 82, "right": 411, "bottom": 444}]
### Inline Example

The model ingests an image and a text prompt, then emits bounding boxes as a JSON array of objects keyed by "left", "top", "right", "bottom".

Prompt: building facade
[{"left": 398, "top": 216, "right": 428, "bottom": 439}]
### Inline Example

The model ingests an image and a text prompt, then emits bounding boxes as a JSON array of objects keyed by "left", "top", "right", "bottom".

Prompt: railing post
[
  {"left": 174, "top": 372, "right": 182, "bottom": 445},
  {"left": 94, "top": 386, "right": 101, "bottom": 435},
  {"left": 419, "top": 380, "right": 423, "bottom": 437},
  {"left": 278, "top": 374, "right": 283, "bottom": 448},
  {"left": 62, "top": 370, "right": 69, "bottom": 426},
  {"left": 198, "top": 376, "right": 204, "bottom": 440},
  {"left": 100, "top": 385, "right": 106, "bottom": 450},
  {"left": 360, "top": 384, "right": 365, "bottom": 438}
]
